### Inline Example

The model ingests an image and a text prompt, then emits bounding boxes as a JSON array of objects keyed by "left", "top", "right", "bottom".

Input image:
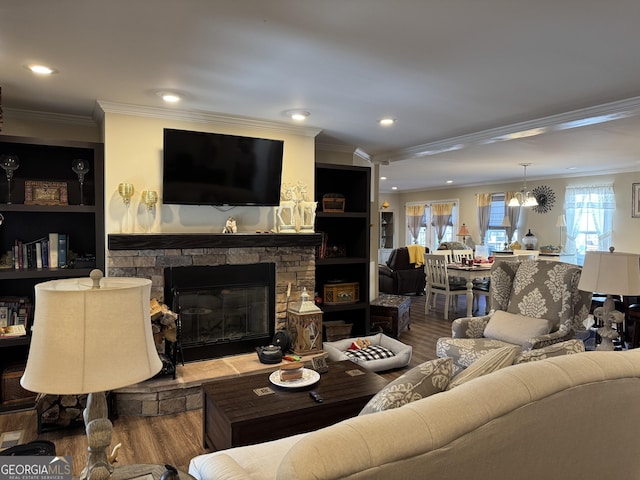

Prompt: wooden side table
[{"left": 370, "top": 294, "right": 411, "bottom": 338}]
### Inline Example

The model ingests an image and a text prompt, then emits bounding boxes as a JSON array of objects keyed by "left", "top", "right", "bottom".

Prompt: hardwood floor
[{"left": 0, "top": 293, "right": 475, "bottom": 476}]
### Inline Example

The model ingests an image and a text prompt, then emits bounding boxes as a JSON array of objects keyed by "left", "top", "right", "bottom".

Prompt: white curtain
[
  {"left": 431, "top": 202, "right": 454, "bottom": 244},
  {"left": 564, "top": 185, "right": 615, "bottom": 253},
  {"left": 406, "top": 204, "right": 425, "bottom": 244}
]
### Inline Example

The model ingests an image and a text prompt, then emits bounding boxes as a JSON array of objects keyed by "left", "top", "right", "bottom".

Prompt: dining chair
[
  {"left": 431, "top": 249, "right": 452, "bottom": 264},
  {"left": 424, "top": 254, "right": 467, "bottom": 320},
  {"left": 452, "top": 249, "right": 474, "bottom": 263}
]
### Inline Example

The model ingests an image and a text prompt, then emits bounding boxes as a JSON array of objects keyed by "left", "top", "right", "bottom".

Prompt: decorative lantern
[
  {"left": 522, "top": 229, "right": 538, "bottom": 250},
  {"left": 287, "top": 288, "right": 323, "bottom": 355}
]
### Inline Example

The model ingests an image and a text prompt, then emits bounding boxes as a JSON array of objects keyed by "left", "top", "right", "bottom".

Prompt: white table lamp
[
  {"left": 578, "top": 248, "right": 640, "bottom": 350},
  {"left": 21, "top": 270, "right": 162, "bottom": 480}
]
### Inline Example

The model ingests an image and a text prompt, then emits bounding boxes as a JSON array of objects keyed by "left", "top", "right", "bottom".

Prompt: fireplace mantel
[{"left": 108, "top": 232, "right": 322, "bottom": 250}]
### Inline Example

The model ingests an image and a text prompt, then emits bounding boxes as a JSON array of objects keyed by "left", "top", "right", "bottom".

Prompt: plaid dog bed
[{"left": 344, "top": 345, "right": 396, "bottom": 362}]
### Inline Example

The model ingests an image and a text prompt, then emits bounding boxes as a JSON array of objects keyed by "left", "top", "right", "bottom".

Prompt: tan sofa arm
[
  {"left": 452, "top": 314, "right": 491, "bottom": 338},
  {"left": 525, "top": 325, "right": 574, "bottom": 350},
  {"left": 189, "top": 453, "right": 253, "bottom": 480}
]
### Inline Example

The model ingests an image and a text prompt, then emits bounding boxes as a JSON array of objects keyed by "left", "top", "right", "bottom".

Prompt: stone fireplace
[{"left": 107, "top": 233, "right": 321, "bottom": 362}]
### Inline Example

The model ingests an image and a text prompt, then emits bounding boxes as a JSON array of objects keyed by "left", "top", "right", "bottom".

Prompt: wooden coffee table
[{"left": 202, "top": 360, "right": 389, "bottom": 450}]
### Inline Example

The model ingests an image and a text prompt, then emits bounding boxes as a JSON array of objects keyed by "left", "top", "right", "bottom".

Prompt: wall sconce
[{"left": 381, "top": 201, "right": 390, "bottom": 209}]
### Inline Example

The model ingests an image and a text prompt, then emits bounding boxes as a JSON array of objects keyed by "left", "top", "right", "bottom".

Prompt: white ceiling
[{"left": 2, "top": 0, "right": 640, "bottom": 193}]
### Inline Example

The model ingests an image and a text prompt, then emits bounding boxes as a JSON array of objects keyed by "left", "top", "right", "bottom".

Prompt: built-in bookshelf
[
  {"left": 0, "top": 134, "right": 104, "bottom": 411},
  {"left": 314, "top": 163, "right": 371, "bottom": 338}
]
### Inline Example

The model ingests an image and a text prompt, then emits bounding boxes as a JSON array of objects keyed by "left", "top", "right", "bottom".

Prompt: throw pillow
[
  {"left": 513, "top": 339, "right": 585, "bottom": 364},
  {"left": 483, "top": 310, "right": 552, "bottom": 346},
  {"left": 446, "top": 345, "right": 520, "bottom": 390},
  {"left": 345, "top": 345, "right": 395, "bottom": 362},
  {"left": 359, "top": 357, "right": 453, "bottom": 415}
]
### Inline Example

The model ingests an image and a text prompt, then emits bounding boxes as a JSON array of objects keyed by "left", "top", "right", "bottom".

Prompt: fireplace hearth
[{"left": 164, "top": 263, "right": 276, "bottom": 362}]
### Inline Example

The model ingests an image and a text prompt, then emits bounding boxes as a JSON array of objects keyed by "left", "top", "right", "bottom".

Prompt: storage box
[
  {"left": 1, "top": 363, "right": 37, "bottom": 405},
  {"left": 322, "top": 193, "right": 345, "bottom": 213},
  {"left": 324, "top": 282, "right": 360, "bottom": 305},
  {"left": 370, "top": 294, "right": 412, "bottom": 339},
  {"left": 323, "top": 320, "right": 353, "bottom": 342}
]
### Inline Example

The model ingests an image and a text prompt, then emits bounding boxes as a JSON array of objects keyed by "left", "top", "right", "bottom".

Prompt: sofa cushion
[
  {"left": 446, "top": 345, "right": 520, "bottom": 390},
  {"left": 483, "top": 310, "right": 552, "bottom": 346},
  {"left": 359, "top": 357, "right": 453, "bottom": 415}
]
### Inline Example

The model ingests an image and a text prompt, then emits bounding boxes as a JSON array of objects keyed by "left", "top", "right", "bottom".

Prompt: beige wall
[
  {"left": 101, "top": 111, "right": 316, "bottom": 235},
  {"left": 391, "top": 172, "right": 640, "bottom": 254}
]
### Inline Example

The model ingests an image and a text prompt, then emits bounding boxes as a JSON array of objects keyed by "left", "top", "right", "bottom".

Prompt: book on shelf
[
  {"left": 0, "top": 324, "right": 26, "bottom": 338},
  {"left": 12, "top": 234, "right": 66, "bottom": 270},
  {"left": 0, "top": 296, "right": 33, "bottom": 333},
  {"left": 58, "top": 233, "right": 68, "bottom": 267},
  {"left": 48, "top": 232, "right": 59, "bottom": 268}
]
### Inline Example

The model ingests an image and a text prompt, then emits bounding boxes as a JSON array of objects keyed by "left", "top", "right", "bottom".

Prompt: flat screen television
[{"left": 162, "top": 128, "right": 284, "bottom": 206}]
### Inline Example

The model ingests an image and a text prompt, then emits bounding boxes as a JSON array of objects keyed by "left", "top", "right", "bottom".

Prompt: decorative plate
[
  {"left": 269, "top": 368, "right": 320, "bottom": 389},
  {"left": 531, "top": 185, "right": 555, "bottom": 214}
]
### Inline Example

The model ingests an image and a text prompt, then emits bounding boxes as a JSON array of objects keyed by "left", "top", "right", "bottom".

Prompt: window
[
  {"left": 484, "top": 193, "right": 509, "bottom": 251},
  {"left": 565, "top": 186, "right": 615, "bottom": 265},
  {"left": 408, "top": 201, "right": 458, "bottom": 251}
]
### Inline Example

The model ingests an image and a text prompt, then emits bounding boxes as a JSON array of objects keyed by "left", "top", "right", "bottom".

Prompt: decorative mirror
[{"left": 531, "top": 185, "right": 555, "bottom": 214}]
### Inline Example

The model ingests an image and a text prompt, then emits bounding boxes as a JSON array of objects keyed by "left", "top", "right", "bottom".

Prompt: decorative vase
[{"left": 522, "top": 229, "right": 538, "bottom": 250}]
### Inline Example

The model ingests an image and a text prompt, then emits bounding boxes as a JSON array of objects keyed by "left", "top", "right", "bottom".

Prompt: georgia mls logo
[{"left": 0, "top": 456, "right": 72, "bottom": 480}]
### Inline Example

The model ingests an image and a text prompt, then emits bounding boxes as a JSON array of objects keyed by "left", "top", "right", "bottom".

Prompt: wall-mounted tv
[{"left": 162, "top": 128, "right": 284, "bottom": 206}]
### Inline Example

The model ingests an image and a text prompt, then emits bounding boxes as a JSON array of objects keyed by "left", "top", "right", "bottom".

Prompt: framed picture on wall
[{"left": 633, "top": 183, "right": 640, "bottom": 218}]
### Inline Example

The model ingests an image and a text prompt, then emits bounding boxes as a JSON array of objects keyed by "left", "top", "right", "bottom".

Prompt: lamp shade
[
  {"left": 500, "top": 215, "right": 511, "bottom": 227},
  {"left": 578, "top": 250, "right": 640, "bottom": 296},
  {"left": 556, "top": 215, "right": 567, "bottom": 227},
  {"left": 21, "top": 274, "right": 162, "bottom": 395},
  {"left": 457, "top": 224, "right": 470, "bottom": 236}
]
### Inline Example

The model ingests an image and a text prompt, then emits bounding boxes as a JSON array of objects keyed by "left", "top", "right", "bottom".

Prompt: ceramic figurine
[{"left": 222, "top": 217, "right": 237, "bottom": 233}]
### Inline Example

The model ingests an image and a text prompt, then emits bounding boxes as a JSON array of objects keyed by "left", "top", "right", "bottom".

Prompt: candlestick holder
[
  {"left": 1, "top": 155, "right": 20, "bottom": 204},
  {"left": 71, "top": 159, "right": 90, "bottom": 205},
  {"left": 118, "top": 183, "right": 135, "bottom": 232}
]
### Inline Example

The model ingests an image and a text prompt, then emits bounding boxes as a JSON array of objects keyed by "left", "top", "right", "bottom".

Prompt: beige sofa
[{"left": 189, "top": 349, "right": 640, "bottom": 480}]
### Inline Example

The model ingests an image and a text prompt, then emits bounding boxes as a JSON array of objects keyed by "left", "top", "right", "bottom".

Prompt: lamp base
[{"left": 80, "top": 392, "right": 116, "bottom": 480}]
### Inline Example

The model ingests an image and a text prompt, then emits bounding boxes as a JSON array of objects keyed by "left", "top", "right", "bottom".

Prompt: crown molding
[
  {"left": 95, "top": 100, "right": 322, "bottom": 137},
  {"left": 4, "top": 107, "right": 97, "bottom": 127},
  {"left": 373, "top": 95, "right": 640, "bottom": 164}
]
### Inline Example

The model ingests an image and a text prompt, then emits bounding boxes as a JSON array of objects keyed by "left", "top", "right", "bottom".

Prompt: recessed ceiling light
[
  {"left": 379, "top": 118, "right": 396, "bottom": 126},
  {"left": 284, "top": 110, "right": 310, "bottom": 121},
  {"left": 26, "top": 64, "right": 57, "bottom": 75},
  {"left": 446, "top": 180, "right": 453, "bottom": 184},
  {"left": 158, "top": 92, "right": 181, "bottom": 103},
  {"left": 380, "top": 176, "right": 387, "bottom": 180},
  {"left": 391, "top": 186, "right": 398, "bottom": 190}
]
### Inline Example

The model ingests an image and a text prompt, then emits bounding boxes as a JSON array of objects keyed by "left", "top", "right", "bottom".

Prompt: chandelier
[{"left": 507, "top": 163, "right": 538, "bottom": 207}]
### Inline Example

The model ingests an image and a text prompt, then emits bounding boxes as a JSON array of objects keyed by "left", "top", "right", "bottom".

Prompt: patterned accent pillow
[
  {"left": 345, "top": 345, "right": 396, "bottom": 362},
  {"left": 514, "top": 339, "right": 585, "bottom": 363},
  {"left": 483, "top": 310, "right": 552, "bottom": 346},
  {"left": 446, "top": 345, "right": 520, "bottom": 390},
  {"left": 359, "top": 357, "right": 453, "bottom": 415}
]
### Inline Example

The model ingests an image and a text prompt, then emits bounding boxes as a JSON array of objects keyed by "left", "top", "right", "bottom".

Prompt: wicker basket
[
  {"left": 322, "top": 193, "right": 345, "bottom": 213},
  {"left": 324, "top": 320, "right": 353, "bottom": 342}
]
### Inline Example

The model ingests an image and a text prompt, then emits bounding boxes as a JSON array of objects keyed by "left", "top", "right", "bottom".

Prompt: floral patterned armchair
[{"left": 437, "top": 259, "right": 592, "bottom": 373}]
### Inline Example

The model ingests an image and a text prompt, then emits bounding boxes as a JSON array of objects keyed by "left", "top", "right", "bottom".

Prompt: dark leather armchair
[{"left": 379, "top": 246, "right": 427, "bottom": 295}]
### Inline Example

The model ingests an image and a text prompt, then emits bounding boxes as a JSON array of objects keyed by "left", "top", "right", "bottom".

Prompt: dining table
[{"left": 447, "top": 263, "right": 493, "bottom": 317}]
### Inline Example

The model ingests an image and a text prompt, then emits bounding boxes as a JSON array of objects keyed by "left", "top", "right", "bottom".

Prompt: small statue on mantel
[{"left": 222, "top": 216, "right": 237, "bottom": 234}]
